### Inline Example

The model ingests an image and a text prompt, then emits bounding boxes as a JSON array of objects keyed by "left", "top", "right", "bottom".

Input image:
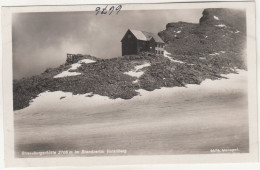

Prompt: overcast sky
[{"left": 12, "top": 9, "right": 203, "bottom": 79}]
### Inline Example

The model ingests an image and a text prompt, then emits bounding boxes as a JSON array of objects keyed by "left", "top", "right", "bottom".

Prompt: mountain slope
[
  {"left": 13, "top": 8, "right": 247, "bottom": 110},
  {"left": 158, "top": 8, "right": 246, "bottom": 68}
]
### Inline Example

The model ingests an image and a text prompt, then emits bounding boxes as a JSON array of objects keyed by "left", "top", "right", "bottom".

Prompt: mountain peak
[{"left": 199, "top": 8, "right": 246, "bottom": 34}]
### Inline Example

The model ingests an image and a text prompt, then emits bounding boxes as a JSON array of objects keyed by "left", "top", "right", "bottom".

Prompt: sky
[{"left": 12, "top": 9, "right": 203, "bottom": 79}]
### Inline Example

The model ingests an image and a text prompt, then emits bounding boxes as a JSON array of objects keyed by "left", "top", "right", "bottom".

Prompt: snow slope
[
  {"left": 164, "top": 51, "right": 185, "bottom": 64},
  {"left": 16, "top": 70, "right": 247, "bottom": 114},
  {"left": 15, "top": 70, "right": 248, "bottom": 156},
  {"left": 54, "top": 59, "right": 96, "bottom": 78},
  {"left": 124, "top": 63, "right": 151, "bottom": 78}
]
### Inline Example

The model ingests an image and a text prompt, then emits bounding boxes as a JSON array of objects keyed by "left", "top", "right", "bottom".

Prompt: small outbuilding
[{"left": 121, "top": 29, "right": 165, "bottom": 56}]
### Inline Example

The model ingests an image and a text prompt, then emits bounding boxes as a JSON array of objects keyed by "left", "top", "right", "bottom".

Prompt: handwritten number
[
  {"left": 101, "top": 5, "right": 108, "bottom": 14},
  {"left": 95, "top": 7, "right": 100, "bottom": 15},
  {"left": 115, "top": 5, "right": 122, "bottom": 14},
  {"left": 109, "top": 6, "right": 114, "bottom": 15},
  {"left": 95, "top": 5, "right": 122, "bottom": 15}
]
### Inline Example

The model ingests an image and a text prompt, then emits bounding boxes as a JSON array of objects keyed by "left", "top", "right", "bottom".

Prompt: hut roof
[{"left": 128, "top": 29, "right": 165, "bottom": 43}]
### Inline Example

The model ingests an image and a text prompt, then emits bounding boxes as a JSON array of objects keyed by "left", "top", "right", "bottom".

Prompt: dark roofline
[{"left": 121, "top": 29, "right": 165, "bottom": 43}]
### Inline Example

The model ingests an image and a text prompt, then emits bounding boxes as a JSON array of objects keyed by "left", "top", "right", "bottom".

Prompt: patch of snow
[
  {"left": 235, "top": 30, "right": 240, "bottom": 33},
  {"left": 215, "top": 24, "right": 227, "bottom": 28},
  {"left": 204, "top": 35, "right": 208, "bottom": 38},
  {"left": 176, "top": 31, "right": 181, "bottom": 34},
  {"left": 213, "top": 16, "right": 219, "bottom": 20},
  {"left": 171, "top": 59, "right": 185, "bottom": 64},
  {"left": 209, "top": 52, "right": 220, "bottom": 56},
  {"left": 16, "top": 90, "right": 124, "bottom": 113},
  {"left": 124, "top": 62, "right": 151, "bottom": 78},
  {"left": 124, "top": 71, "right": 144, "bottom": 78},
  {"left": 174, "top": 35, "right": 177, "bottom": 37},
  {"left": 85, "top": 92, "right": 94, "bottom": 97},
  {"left": 54, "top": 58, "right": 96, "bottom": 78},
  {"left": 209, "top": 51, "right": 226, "bottom": 56},
  {"left": 69, "top": 63, "right": 82, "bottom": 70},
  {"left": 164, "top": 51, "right": 185, "bottom": 64},
  {"left": 79, "top": 59, "right": 96, "bottom": 64},
  {"left": 133, "top": 80, "right": 139, "bottom": 84},
  {"left": 54, "top": 71, "right": 81, "bottom": 78},
  {"left": 135, "top": 63, "right": 151, "bottom": 70}
]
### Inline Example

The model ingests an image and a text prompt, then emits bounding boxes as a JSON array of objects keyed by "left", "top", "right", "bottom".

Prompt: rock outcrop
[
  {"left": 159, "top": 8, "right": 246, "bottom": 66},
  {"left": 199, "top": 8, "right": 246, "bottom": 34}
]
